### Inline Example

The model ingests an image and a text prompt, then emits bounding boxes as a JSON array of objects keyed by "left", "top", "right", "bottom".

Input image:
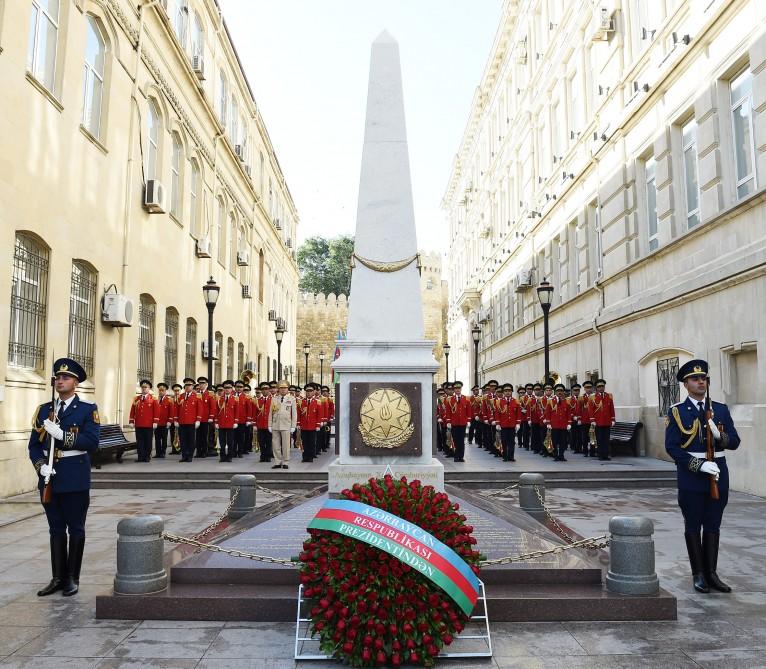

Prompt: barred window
[
  {"left": 238, "top": 342, "right": 244, "bottom": 377},
  {"left": 137, "top": 294, "right": 156, "bottom": 382},
  {"left": 226, "top": 337, "right": 234, "bottom": 380},
  {"left": 657, "top": 357, "right": 680, "bottom": 417},
  {"left": 214, "top": 331, "right": 223, "bottom": 383},
  {"left": 185, "top": 317, "right": 197, "bottom": 378},
  {"left": 68, "top": 261, "right": 97, "bottom": 378},
  {"left": 8, "top": 233, "right": 50, "bottom": 370},
  {"left": 164, "top": 307, "right": 179, "bottom": 385}
]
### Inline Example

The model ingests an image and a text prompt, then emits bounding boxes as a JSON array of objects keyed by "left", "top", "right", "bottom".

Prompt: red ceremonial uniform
[
  {"left": 175, "top": 391, "right": 202, "bottom": 425},
  {"left": 436, "top": 398, "right": 447, "bottom": 423},
  {"left": 545, "top": 397, "right": 574, "bottom": 429},
  {"left": 566, "top": 396, "right": 581, "bottom": 424},
  {"left": 494, "top": 397, "right": 522, "bottom": 428},
  {"left": 518, "top": 394, "right": 531, "bottom": 417},
  {"left": 319, "top": 397, "right": 330, "bottom": 424},
  {"left": 480, "top": 393, "right": 495, "bottom": 423},
  {"left": 129, "top": 394, "right": 159, "bottom": 427},
  {"left": 529, "top": 396, "right": 547, "bottom": 425},
  {"left": 445, "top": 394, "right": 472, "bottom": 427},
  {"left": 578, "top": 394, "right": 591, "bottom": 423},
  {"left": 255, "top": 395, "right": 271, "bottom": 429},
  {"left": 156, "top": 395, "right": 174, "bottom": 426},
  {"left": 215, "top": 394, "right": 242, "bottom": 429},
  {"left": 470, "top": 395, "right": 482, "bottom": 421},
  {"left": 587, "top": 392, "right": 615, "bottom": 427},
  {"left": 300, "top": 397, "right": 322, "bottom": 431},
  {"left": 326, "top": 397, "right": 335, "bottom": 422}
]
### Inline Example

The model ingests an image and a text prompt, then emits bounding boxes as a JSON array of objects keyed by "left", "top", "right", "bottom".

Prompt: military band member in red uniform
[
  {"left": 195, "top": 376, "right": 215, "bottom": 458},
  {"left": 567, "top": 383, "right": 582, "bottom": 454},
  {"left": 528, "top": 383, "right": 545, "bottom": 454},
  {"left": 129, "top": 380, "right": 158, "bottom": 462},
  {"left": 169, "top": 383, "right": 182, "bottom": 454},
  {"left": 321, "top": 385, "right": 334, "bottom": 453},
  {"left": 468, "top": 385, "right": 481, "bottom": 445},
  {"left": 436, "top": 387, "right": 447, "bottom": 453},
  {"left": 256, "top": 382, "right": 273, "bottom": 462},
  {"left": 579, "top": 380, "right": 595, "bottom": 456},
  {"left": 495, "top": 384, "right": 522, "bottom": 461},
  {"left": 154, "top": 382, "right": 173, "bottom": 459},
  {"left": 214, "top": 380, "right": 241, "bottom": 462},
  {"left": 299, "top": 383, "right": 322, "bottom": 462},
  {"left": 545, "top": 384, "right": 574, "bottom": 461},
  {"left": 444, "top": 380, "right": 471, "bottom": 462},
  {"left": 588, "top": 379, "right": 616, "bottom": 460},
  {"left": 174, "top": 378, "right": 202, "bottom": 462}
]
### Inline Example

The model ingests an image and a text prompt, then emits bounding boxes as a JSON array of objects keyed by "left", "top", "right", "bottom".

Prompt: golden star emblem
[{"left": 359, "top": 388, "right": 412, "bottom": 440}]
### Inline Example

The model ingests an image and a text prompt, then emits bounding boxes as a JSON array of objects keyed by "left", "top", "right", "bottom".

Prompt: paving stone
[
  {"left": 0, "top": 628, "right": 47, "bottom": 658},
  {"left": 686, "top": 648, "right": 766, "bottom": 668},
  {"left": 108, "top": 627, "right": 221, "bottom": 659},
  {"left": 0, "top": 657, "right": 102, "bottom": 668},
  {"left": 492, "top": 654, "right": 699, "bottom": 668},
  {"left": 202, "top": 625, "right": 296, "bottom": 659},
  {"left": 11, "top": 626, "right": 136, "bottom": 658}
]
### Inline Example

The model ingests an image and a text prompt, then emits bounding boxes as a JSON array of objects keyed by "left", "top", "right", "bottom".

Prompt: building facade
[
  {"left": 444, "top": 0, "right": 766, "bottom": 494},
  {"left": 296, "top": 252, "right": 449, "bottom": 387},
  {"left": 0, "top": 0, "right": 299, "bottom": 497}
]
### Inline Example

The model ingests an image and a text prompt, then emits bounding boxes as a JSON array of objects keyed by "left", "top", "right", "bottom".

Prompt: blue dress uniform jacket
[
  {"left": 665, "top": 397, "right": 740, "bottom": 493},
  {"left": 28, "top": 396, "right": 101, "bottom": 493}
]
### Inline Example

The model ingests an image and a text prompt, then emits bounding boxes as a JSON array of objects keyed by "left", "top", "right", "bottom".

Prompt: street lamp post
[
  {"left": 471, "top": 326, "right": 481, "bottom": 389},
  {"left": 202, "top": 277, "right": 220, "bottom": 384},
  {"left": 303, "top": 342, "right": 311, "bottom": 384},
  {"left": 319, "top": 351, "right": 326, "bottom": 387},
  {"left": 536, "top": 279, "right": 554, "bottom": 385},
  {"left": 443, "top": 343, "right": 451, "bottom": 383},
  {"left": 275, "top": 323, "right": 285, "bottom": 381}
]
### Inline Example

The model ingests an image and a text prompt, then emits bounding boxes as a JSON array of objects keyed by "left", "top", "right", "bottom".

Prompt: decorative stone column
[
  {"left": 518, "top": 473, "right": 546, "bottom": 521},
  {"left": 228, "top": 474, "right": 256, "bottom": 520},
  {"left": 605, "top": 516, "right": 660, "bottom": 595},
  {"left": 114, "top": 515, "right": 167, "bottom": 595}
]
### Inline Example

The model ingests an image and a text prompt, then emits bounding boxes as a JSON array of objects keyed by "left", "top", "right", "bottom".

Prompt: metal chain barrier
[
  {"left": 479, "top": 534, "right": 610, "bottom": 565},
  {"left": 162, "top": 532, "right": 297, "bottom": 566},
  {"left": 532, "top": 484, "right": 609, "bottom": 550},
  {"left": 191, "top": 487, "right": 241, "bottom": 542},
  {"left": 481, "top": 482, "right": 520, "bottom": 497},
  {"left": 255, "top": 483, "right": 292, "bottom": 500}
]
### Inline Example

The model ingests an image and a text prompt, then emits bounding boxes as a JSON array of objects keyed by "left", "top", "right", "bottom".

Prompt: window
[
  {"left": 8, "top": 233, "right": 49, "bottom": 370},
  {"left": 184, "top": 317, "right": 196, "bottom": 378},
  {"left": 657, "top": 357, "right": 680, "bottom": 416},
  {"left": 164, "top": 307, "right": 179, "bottom": 386},
  {"left": 137, "top": 295, "right": 156, "bottom": 382},
  {"left": 28, "top": 0, "right": 59, "bottom": 91},
  {"left": 170, "top": 133, "right": 183, "bottom": 219},
  {"left": 217, "top": 197, "right": 226, "bottom": 265},
  {"left": 230, "top": 96, "right": 239, "bottom": 145},
  {"left": 681, "top": 119, "right": 700, "bottom": 229},
  {"left": 227, "top": 337, "right": 234, "bottom": 379},
  {"left": 238, "top": 342, "right": 245, "bottom": 376},
  {"left": 229, "top": 213, "right": 237, "bottom": 272},
  {"left": 645, "top": 156, "right": 658, "bottom": 251},
  {"left": 568, "top": 70, "right": 582, "bottom": 139},
  {"left": 191, "top": 11, "right": 203, "bottom": 57},
  {"left": 174, "top": 0, "right": 188, "bottom": 48},
  {"left": 238, "top": 226, "right": 247, "bottom": 283},
  {"left": 189, "top": 159, "right": 200, "bottom": 236},
  {"left": 147, "top": 99, "right": 161, "bottom": 181},
  {"left": 259, "top": 151, "right": 265, "bottom": 196},
  {"left": 730, "top": 68, "right": 756, "bottom": 199},
  {"left": 219, "top": 70, "right": 228, "bottom": 130},
  {"left": 214, "top": 332, "right": 223, "bottom": 383},
  {"left": 68, "top": 261, "right": 97, "bottom": 378},
  {"left": 258, "top": 249, "right": 265, "bottom": 302},
  {"left": 82, "top": 15, "right": 105, "bottom": 138}
]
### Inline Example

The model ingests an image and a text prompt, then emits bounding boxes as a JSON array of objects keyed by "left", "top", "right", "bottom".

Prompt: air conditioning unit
[
  {"left": 196, "top": 236, "right": 212, "bottom": 258},
  {"left": 285, "top": 238, "right": 292, "bottom": 248},
  {"left": 143, "top": 180, "right": 165, "bottom": 213},
  {"left": 234, "top": 144, "right": 245, "bottom": 161},
  {"left": 478, "top": 307, "right": 493, "bottom": 324},
  {"left": 276, "top": 316, "right": 286, "bottom": 330},
  {"left": 592, "top": 7, "right": 615, "bottom": 41},
  {"left": 192, "top": 54, "right": 205, "bottom": 80},
  {"left": 515, "top": 40, "right": 527, "bottom": 64},
  {"left": 268, "top": 309, "right": 277, "bottom": 321},
  {"left": 274, "top": 218, "right": 282, "bottom": 230},
  {"left": 101, "top": 293, "right": 134, "bottom": 327},
  {"left": 201, "top": 340, "right": 219, "bottom": 360},
  {"left": 242, "top": 284, "right": 252, "bottom": 298},
  {"left": 237, "top": 250, "right": 250, "bottom": 266},
  {"left": 514, "top": 269, "right": 534, "bottom": 292}
]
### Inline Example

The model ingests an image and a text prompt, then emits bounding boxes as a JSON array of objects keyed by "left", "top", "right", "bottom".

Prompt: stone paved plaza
[{"left": 1, "top": 444, "right": 765, "bottom": 668}]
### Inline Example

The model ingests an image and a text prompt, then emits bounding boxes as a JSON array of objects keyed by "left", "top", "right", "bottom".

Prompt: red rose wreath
[{"left": 299, "top": 475, "right": 483, "bottom": 667}]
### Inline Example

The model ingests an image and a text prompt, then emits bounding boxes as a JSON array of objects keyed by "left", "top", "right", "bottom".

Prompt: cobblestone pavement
[{"left": 1, "top": 474, "right": 764, "bottom": 667}]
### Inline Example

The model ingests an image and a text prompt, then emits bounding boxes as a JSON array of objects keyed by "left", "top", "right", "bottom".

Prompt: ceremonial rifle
[
  {"left": 41, "top": 354, "right": 56, "bottom": 504},
  {"left": 705, "top": 385, "right": 720, "bottom": 500}
]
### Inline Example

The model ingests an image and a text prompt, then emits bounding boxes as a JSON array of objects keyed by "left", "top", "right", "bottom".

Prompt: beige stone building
[
  {"left": 444, "top": 0, "right": 766, "bottom": 494},
  {"left": 296, "top": 252, "right": 449, "bottom": 387},
  {"left": 0, "top": 0, "right": 299, "bottom": 497}
]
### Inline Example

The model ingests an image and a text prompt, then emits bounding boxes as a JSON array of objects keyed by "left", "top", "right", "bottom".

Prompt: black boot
[
  {"left": 62, "top": 535, "right": 85, "bottom": 596},
  {"left": 703, "top": 531, "right": 731, "bottom": 593},
  {"left": 38, "top": 536, "right": 68, "bottom": 596},
  {"left": 685, "top": 532, "right": 710, "bottom": 593}
]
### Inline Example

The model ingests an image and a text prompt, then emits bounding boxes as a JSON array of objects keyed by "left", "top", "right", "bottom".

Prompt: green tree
[{"left": 297, "top": 235, "right": 354, "bottom": 295}]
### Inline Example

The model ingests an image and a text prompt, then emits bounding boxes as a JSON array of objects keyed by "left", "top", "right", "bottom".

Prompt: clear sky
[{"left": 218, "top": 0, "right": 503, "bottom": 254}]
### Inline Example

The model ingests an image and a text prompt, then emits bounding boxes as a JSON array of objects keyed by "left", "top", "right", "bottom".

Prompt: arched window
[
  {"left": 137, "top": 294, "right": 156, "bottom": 382},
  {"left": 8, "top": 233, "right": 50, "bottom": 370},
  {"left": 82, "top": 15, "right": 105, "bottom": 138},
  {"left": 170, "top": 132, "right": 183, "bottom": 219},
  {"left": 258, "top": 249, "right": 265, "bottom": 302},
  {"left": 189, "top": 159, "right": 200, "bottom": 236},
  {"left": 28, "top": 0, "right": 59, "bottom": 91},
  {"left": 191, "top": 11, "right": 203, "bottom": 58},
  {"left": 217, "top": 197, "right": 226, "bottom": 265},
  {"left": 237, "top": 342, "right": 245, "bottom": 376},
  {"left": 214, "top": 331, "right": 223, "bottom": 383},
  {"left": 164, "top": 307, "right": 179, "bottom": 385},
  {"left": 229, "top": 212, "right": 237, "bottom": 272},
  {"left": 68, "top": 260, "right": 97, "bottom": 377},
  {"left": 174, "top": 0, "right": 188, "bottom": 48},
  {"left": 185, "top": 317, "right": 197, "bottom": 378},
  {"left": 226, "top": 337, "right": 234, "bottom": 379},
  {"left": 219, "top": 70, "right": 228, "bottom": 130},
  {"left": 147, "top": 99, "right": 161, "bottom": 181}
]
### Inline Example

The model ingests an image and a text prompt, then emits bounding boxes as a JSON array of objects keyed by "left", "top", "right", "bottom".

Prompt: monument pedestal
[{"left": 328, "top": 459, "right": 444, "bottom": 493}]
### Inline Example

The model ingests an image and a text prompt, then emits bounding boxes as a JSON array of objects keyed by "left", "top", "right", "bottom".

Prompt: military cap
[
  {"left": 502, "top": 383, "right": 513, "bottom": 390},
  {"left": 525, "top": 383, "right": 534, "bottom": 389},
  {"left": 259, "top": 382, "right": 270, "bottom": 389},
  {"left": 269, "top": 381, "right": 278, "bottom": 387},
  {"left": 533, "top": 383, "right": 542, "bottom": 390},
  {"left": 444, "top": 382, "right": 454, "bottom": 389},
  {"left": 172, "top": 383, "right": 182, "bottom": 390},
  {"left": 321, "top": 385, "right": 330, "bottom": 391},
  {"left": 196, "top": 376, "right": 209, "bottom": 384},
  {"left": 221, "top": 380, "right": 233, "bottom": 388},
  {"left": 488, "top": 379, "right": 499, "bottom": 386},
  {"left": 182, "top": 377, "right": 195, "bottom": 385},
  {"left": 595, "top": 378, "right": 607, "bottom": 386},
  {"left": 582, "top": 379, "right": 594, "bottom": 387},
  {"left": 278, "top": 380, "right": 289, "bottom": 388},
  {"left": 294, "top": 385, "right": 302, "bottom": 391},
  {"left": 544, "top": 382, "right": 553, "bottom": 390},
  {"left": 288, "top": 385, "right": 297, "bottom": 391},
  {"left": 139, "top": 379, "right": 153, "bottom": 388},
  {"left": 53, "top": 358, "right": 87, "bottom": 383},
  {"left": 235, "top": 380, "right": 244, "bottom": 387},
  {"left": 453, "top": 380, "right": 463, "bottom": 387},
  {"left": 471, "top": 385, "right": 480, "bottom": 391},
  {"left": 244, "top": 384, "right": 252, "bottom": 391},
  {"left": 571, "top": 383, "right": 581, "bottom": 390},
  {"left": 677, "top": 359, "right": 709, "bottom": 381},
  {"left": 554, "top": 383, "right": 566, "bottom": 391},
  {"left": 157, "top": 382, "right": 168, "bottom": 390},
  {"left": 436, "top": 388, "right": 446, "bottom": 395}
]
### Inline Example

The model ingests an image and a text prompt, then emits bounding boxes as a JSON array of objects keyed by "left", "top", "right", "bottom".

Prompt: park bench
[
  {"left": 609, "top": 421, "right": 643, "bottom": 456},
  {"left": 91, "top": 424, "right": 136, "bottom": 468}
]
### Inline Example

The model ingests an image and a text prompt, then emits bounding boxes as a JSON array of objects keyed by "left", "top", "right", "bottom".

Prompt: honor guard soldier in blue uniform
[
  {"left": 29, "top": 358, "right": 100, "bottom": 597},
  {"left": 665, "top": 359, "right": 740, "bottom": 593}
]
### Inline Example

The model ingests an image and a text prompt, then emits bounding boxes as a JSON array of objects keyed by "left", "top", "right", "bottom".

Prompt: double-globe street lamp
[
  {"left": 319, "top": 351, "right": 326, "bottom": 387},
  {"left": 303, "top": 342, "right": 311, "bottom": 385},
  {"left": 536, "top": 279, "right": 554, "bottom": 385},
  {"left": 202, "top": 277, "right": 220, "bottom": 383},
  {"left": 471, "top": 326, "right": 481, "bottom": 389},
  {"left": 275, "top": 322, "right": 285, "bottom": 381},
  {"left": 443, "top": 343, "right": 451, "bottom": 383}
]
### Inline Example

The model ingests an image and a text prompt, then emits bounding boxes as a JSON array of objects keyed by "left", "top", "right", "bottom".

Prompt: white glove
[
  {"left": 315, "top": 427, "right": 320, "bottom": 432},
  {"left": 707, "top": 419, "right": 721, "bottom": 440},
  {"left": 268, "top": 427, "right": 272, "bottom": 433},
  {"left": 43, "top": 419, "right": 64, "bottom": 442},
  {"left": 474, "top": 416, "right": 479, "bottom": 421},
  {"left": 290, "top": 427, "right": 295, "bottom": 434},
  {"left": 700, "top": 461, "right": 720, "bottom": 478},
  {"left": 527, "top": 420, "right": 532, "bottom": 426},
  {"left": 194, "top": 421, "right": 200, "bottom": 429},
  {"left": 466, "top": 421, "right": 471, "bottom": 428},
  {"left": 446, "top": 423, "right": 452, "bottom": 429},
  {"left": 437, "top": 418, "right": 442, "bottom": 423},
  {"left": 611, "top": 420, "right": 615, "bottom": 427},
  {"left": 577, "top": 419, "right": 582, "bottom": 425},
  {"left": 40, "top": 464, "right": 56, "bottom": 478},
  {"left": 174, "top": 421, "right": 179, "bottom": 427},
  {"left": 246, "top": 421, "right": 252, "bottom": 427},
  {"left": 166, "top": 422, "right": 171, "bottom": 428},
  {"left": 495, "top": 424, "right": 501, "bottom": 431},
  {"left": 152, "top": 423, "right": 157, "bottom": 430},
  {"left": 515, "top": 425, "right": 521, "bottom": 432},
  {"left": 591, "top": 421, "right": 596, "bottom": 426},
  {"left": 233, "top": 423, "right": 238, "bottom": 430},
  {"left": 567, "top": 425, "right": 572, "bottom": 431}
]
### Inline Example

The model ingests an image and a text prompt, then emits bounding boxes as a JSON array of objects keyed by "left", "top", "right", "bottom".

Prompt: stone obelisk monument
[{"left": 328, "top": 31, "right": 443, "bottom": 493}]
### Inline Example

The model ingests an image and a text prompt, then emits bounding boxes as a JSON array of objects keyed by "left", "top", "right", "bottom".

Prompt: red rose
[
  {"left": 406, "top": 639, "right": 415, "bottom": 649},
  {"left": 376, "top": 650, "right": 387, "bottom": 664},
  {"left": 409, "top": 652, "right": 419, "bottom": 662},
  {"left": 391, "top": 653, "right": 401, "bottom": 666},
  {"left": 362, "top": 649, "right": 371, "bottom": 662},
  {"left": 342, "top": 642, "right": 353, "bottom": 653},
  {"left": 442, "top": 633, "right": 454, "bottom": 645},
  {"left": 374, "top": 638, "right": 384, "bottom": 650}
]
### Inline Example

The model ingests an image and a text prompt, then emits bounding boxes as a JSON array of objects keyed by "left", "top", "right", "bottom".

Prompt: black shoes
[
  {"left": 271, "top": 464, "right": 281, "bottom": 469},
  {"left": 38, "top": 536, "right": 67, "bottom": 596},
  {"left": 685, "top": 532, "right": 710, "bottom": 593},
  {"left": 282, "top": 464, "right": 289, "bottom": 469},
  {"left": 703, "top": 532, "right": 732, "bottom": 593}
]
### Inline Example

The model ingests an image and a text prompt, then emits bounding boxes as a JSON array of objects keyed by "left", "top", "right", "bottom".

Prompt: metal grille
[
  {"left": 137, "top": 295, "right": 156, "bottom": 382},
  {"left": 164, "top": 308, "right": 179, "bottom": 385},
  {"left": 185, "top": 318, "right": 197, "bottom": 379},
  {"left": 214, "top": 332, "right": 223, "bottom": 383},
  {"left": 657, "top": 357, "right": 680, "bottom": 417},
  {"left": 68, "top": 261, "right": 97, "bottom": 377},
  {"left": 226, "top": 337, "right": 234, "bottom": 380},
  {"left": 8, "top": 234, "right": 49, "bottom": 370},
  {"left": 238, "top": 342, "right": 244, "bottom": 377}
]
